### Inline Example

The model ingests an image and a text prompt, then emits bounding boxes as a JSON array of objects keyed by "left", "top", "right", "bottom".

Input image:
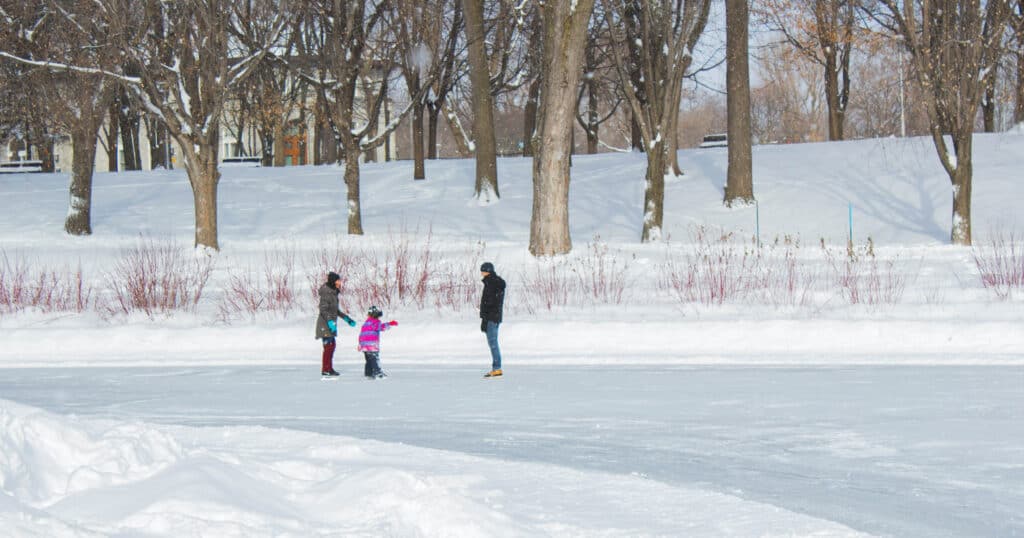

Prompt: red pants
[{"left": 321, "top": 339, "right": 337, "bottom": 372}]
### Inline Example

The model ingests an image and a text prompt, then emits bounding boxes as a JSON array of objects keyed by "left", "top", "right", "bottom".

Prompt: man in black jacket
[{"left": 479, "top": 262, "right": 506, "bottom": 377}]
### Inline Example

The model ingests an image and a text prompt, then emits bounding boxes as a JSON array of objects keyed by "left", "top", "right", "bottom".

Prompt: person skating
[
  {"left": 358, "top": 305, "right": 398, "bottom": 379},
  {"left": 479, "top": 262, "right": 506, "bottom": 377},
  {"left": 315, "top": 271, "right": 355, "bottom": 377}
]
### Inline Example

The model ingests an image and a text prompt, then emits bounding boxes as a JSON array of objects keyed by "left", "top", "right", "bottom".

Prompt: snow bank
[
  {"left": 0, "top": 401, "right": 182, "bottom": 507},
  {"left": 0, "top": 400, "right": 867, "bottom": 537}
]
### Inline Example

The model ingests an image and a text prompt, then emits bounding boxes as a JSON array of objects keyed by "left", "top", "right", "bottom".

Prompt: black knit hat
[
  {"left": 480, "top": 262, "right": 495, "bottom": 273},
  {"left": 327, "top": 272, "right": 341, "bottom": 286}
]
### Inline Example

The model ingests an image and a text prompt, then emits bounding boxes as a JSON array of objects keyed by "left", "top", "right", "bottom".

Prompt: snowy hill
[{"left": 3, "top": 131, "right": 1023, "bottom": 248}]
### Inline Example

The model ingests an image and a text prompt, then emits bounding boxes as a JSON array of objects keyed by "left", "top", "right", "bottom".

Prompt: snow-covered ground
[{"left": 1, "top": 132, "right": 1023, "bottom": 536}]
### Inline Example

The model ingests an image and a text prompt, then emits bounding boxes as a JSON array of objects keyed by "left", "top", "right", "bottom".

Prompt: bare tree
[
  {"left": 69, "top": 0, "right": 288, "bottom": 249},
  {"left": 522, "top": 6, "right": 543, "bottom": 157},
  {"left": 1, "top": 1, "right": 118, "bottom": 236},
  {"left": 462, "top": 0, "right": 500, "bottom": 201},
  {"left": 603, "top": 0, "right": 712, "bottom": 242},
  {"left": 237, "top": 2, "right": 310, "bottom": 167},
  {"left": 868, "top": 0, "right": 1013, "bottom": 245},
  {"left": 529, "top": 0, "right": 597, "bottom": 256},
  {"left": 757, "top": 0, "right": 859, "bottom": 141},
  {"left": 724, "top": 0, "right": 754, "bottom": 206},
  {"left": 297, "top": 0, "right": 449, "bottom": 234},
  {"left": 575, "top": 11, "right": 624, "bottom": 155},
  {"left": 396, "top": 0, "right": 462, "bottom": 178},
  {"left": 425, "top": 4, "right": 465, "bottom": 160}
]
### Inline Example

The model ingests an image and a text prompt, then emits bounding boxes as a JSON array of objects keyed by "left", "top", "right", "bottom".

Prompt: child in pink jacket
[{"left": 358, "top": 305, "right": 398, "bottom": 378}]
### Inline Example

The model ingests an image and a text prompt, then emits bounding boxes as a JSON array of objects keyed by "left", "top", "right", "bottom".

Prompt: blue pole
[{"left": 848, "top": 202, "right": 853, "bottom": 245}]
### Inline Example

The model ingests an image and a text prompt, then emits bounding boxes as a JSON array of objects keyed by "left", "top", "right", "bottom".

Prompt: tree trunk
[
  {"left": 120, "top": 113, "right": 142, "bottom": 170},
  {"left": 824, "top": 50, "right": 844, "bottom": 141},
  {"left": 462, "top": 0, "right": 499, "bottom": 201},
  {"left": 182, "top": 140, "right": 221, "bottom": 250},
  {"left": 106, "top": 102, "right": 120, "bottom": 172},
  {"left": 273, "top": 122, "right": 285, "bottom": 167},
  {"left": 443, "top": 104, "right": 474, "bottom": 158},
  {"left": 667, "top": 74, "right": 684, "bottom": 176},
  {"left": 1017, "top": 48, "right": 1024, "bottom": 124},
  {"left": 344, "top": 146, "right": 364, "bottom": 235},
  {"left": 631, "top": 115, "right": 644, "bottom": 152},
  {"left": 523, "top": 76, "right": 541, "bottom": 157},
  {"left": 147, "top": 120, "right": 169, "bottom": 170},
  {"left": 1015, "top": 47, "right": 1024, "bottom": 125},
  {"left": 427, "top": 107, "right": 440, "bottom": 159},
  {"left": 724, "top": 0, "right": 755, "bottom": 206},
  {"left": 412, "top": 82, "right": 426, "bottom": 179},
  {"left": 323, "top": 126, "right": 339, "bottom": 165},
  {"left": 585, "top": 78, "right": 599, "bottom": 154},
  {"left": 65, "top": 124, "right": 100, "bottom": 236},
  {"left": 642, "top": 142, "right": 667, "bottom": 242},
  {"left": 384, "top": 97, "right": 392, "bottom": 162},
  {"left": 951, "top": 137, "right": 973, "bottom": 246},
  {"left": 983, "top": 63, "right": 997, "bottom": 132},
  {"left": 529, "top": 0, "right": 595, "bottom": 256}
]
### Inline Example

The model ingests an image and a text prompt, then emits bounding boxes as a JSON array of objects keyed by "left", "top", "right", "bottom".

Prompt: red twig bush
[
  {"left": 100, "top": 239, "right": 214, "bottom": 318},
  {"left": 972, "top": 230, "right": 1024, "bottom": 300},
  {"left": 0, "top": 252, "right": 92, "bottom": 314},
  {"left": 218, "top": 249, "right": 299, "bottom": 321}
]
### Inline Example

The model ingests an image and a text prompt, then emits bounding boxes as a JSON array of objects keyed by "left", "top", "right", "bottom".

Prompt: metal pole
[{"left": 756, "top": 199, "right": 761, "bottom": 247}]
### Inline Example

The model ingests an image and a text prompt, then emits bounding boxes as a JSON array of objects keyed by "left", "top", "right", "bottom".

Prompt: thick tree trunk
[
  {"left": 724, "top": 0, "right": 755, "bottom": 206},
  {"left": 462, "top": 0, "right": 499, "bottom": 201},
  {"left": 641, "top": 142, "right": 667, "bottom": 242},
  {"left": 824, "top": 51, "right": 844, "bottom": 141},
  {"left": 65, "top": 125, "right": 100, "bottom": 236},
  {"left": 529, "top": 0, "right": 595, "bottom": 256},
  {"left": 183, "top": 142, "right": 221, "bottom": 250},
  {"left": 344, "top": 147, "right": 364, "bottom": 235},
  {"left": 951, "top": 137, "right": 973, "bottom": 246},
  {"left": 273, "top": 123, "right": 285, "bottom": 167},
  {"left": 523, "top": 77, "right": 541, "bottom": 157}
]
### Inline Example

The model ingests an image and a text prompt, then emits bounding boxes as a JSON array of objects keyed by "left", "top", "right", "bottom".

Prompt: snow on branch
[{"left": 0, "top": 52, "right": 140, "bottom": 85}]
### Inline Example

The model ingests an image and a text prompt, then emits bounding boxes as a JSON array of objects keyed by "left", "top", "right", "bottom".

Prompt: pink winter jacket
[{"left": 357, "top": 317, "right": 391, "bottom": 352}]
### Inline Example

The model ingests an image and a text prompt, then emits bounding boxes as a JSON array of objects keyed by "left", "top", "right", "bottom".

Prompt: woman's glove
[{"left": 327, "top": 320, "right": 337, "bottom": 333}]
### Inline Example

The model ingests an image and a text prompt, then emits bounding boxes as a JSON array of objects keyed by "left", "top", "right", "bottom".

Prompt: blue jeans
[{"left": 485, "top": 321, "right": 502, "bottom": 370}]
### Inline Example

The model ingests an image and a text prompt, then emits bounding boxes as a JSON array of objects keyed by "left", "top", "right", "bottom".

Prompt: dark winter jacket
[
  {"left": 479, "top": 273, "right": 506, "bottom": 324},
  {"left": 315, "top": 283, "right": 345, "bottom": 339}
]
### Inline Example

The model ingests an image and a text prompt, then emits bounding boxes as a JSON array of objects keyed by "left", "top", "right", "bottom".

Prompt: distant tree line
[{"left": 1, "top": 0, "right": 1020, "bottom": 250}]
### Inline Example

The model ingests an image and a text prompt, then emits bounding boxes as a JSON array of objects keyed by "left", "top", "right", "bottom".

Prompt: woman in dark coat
[{"left": 315, "top": 272, "right": 355, "bottom": 376}]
